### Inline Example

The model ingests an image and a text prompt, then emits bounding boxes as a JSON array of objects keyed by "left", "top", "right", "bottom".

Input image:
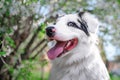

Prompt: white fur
[{"left": 47, "top": 12, "right": 110, "bottom": 80}]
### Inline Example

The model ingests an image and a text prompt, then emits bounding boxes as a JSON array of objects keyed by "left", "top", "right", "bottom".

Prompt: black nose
[{"left": 46, "top": 27, "right": 56, "bottom": 37}]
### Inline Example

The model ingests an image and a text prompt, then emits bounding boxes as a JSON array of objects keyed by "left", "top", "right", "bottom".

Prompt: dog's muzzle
[{"left": 46, "top": 27, "right": 56, "bottom": 37}]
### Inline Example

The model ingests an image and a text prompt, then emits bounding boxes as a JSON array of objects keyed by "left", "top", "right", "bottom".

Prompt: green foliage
[
  {"left": 6, "top": 28, "right": 13, "bottom": 34},
  {"left": 110, "top": 73, "right": 120, "bottom": 80},
  {"left": 0, "top": 28, "right": 14, "bottom": 56},
  {"left": 40, "top": 0, "right": 47, "bottom": 5},
  {"left": 14, "top": 61, "right": 33, "bottom": 80},
  {"left": 25, "top": 0, "right": 38, "bottom": 5},
  {"left": 5, "top": 0, "right": 12, "bottom": 3},
  {"left": 5, "top": 36, "right": 16, "bottom": 48},
  {"left": 40, "top": 59, "right": 48, "bottom": 67},
  {"left": 117, "top": 0, "right": 120, "bottom": 4},
  {"left": 8, "top": 66, "right": 14, "bottom": 74},
  {"left": 11, "top": 58, "right": 49, "bottom": 80},
  {"left": 40, "top": 23, "right": 46, "bottom": 34},
  {"left": 16, "top": 67, "right": 32, "bottom": 80},
  {"left": 38, "top": 23, "right": 46, "bottom": 38},
  {"left": 0, "top": 51, "right": 6, "bottom": 56}
]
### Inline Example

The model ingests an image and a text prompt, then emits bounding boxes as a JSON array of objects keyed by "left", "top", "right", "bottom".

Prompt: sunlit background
[{"left": 0, "top": 0, "right": 120, "bottom": 80}]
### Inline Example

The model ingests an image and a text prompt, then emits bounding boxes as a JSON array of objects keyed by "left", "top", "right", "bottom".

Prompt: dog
[{"left": 46, "top": 12, "right": 110, "bottom": 80}]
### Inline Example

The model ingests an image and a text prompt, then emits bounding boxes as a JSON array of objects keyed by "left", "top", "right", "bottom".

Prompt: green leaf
[
  {"left": 0, "top": 51, "right": 6, "bottom": 56},
  {"left": 25, "top": 0, "right": 38, "bottom": 5},
  {"left": 9, "top": 67, "right": 14, "bottom": 74},
  {"left": 7, "top": 28, "right": 13, "bottom": 34},
  {"left": 5, "top": 36, "right": 16, "bottom": 48},
  {"left": 117, "top": 0, "right": 120, "bottom": 4},
  {"left": 5, "top": 0, "right": 12, "bottom": 3},
  {"left": 38, "top": 23, "right": 46, "bottom": 38},
  {"left": 6, "top": 36, "right": 14, "bottom": 43},
  {"left": 40, "top": 0, "right": 46, "bottom": 5},
  {"left": 40, "top": 59, "right": 48, "bottom": 67},
  {"left": 5, "top": 10, "right": 10, "bottom": 17},
  {"left": 38, "top": 31, "right": 44, "bottom": 39}
]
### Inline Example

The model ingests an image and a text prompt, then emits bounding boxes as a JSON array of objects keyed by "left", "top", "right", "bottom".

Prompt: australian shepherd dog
[{"left": 46, "top": 12, "right": 110, "bottom": 80}]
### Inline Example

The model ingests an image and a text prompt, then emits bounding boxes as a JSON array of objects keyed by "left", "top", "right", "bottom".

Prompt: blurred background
[{"left": 0, "top": 0, "right": 120, "bottom": 80}]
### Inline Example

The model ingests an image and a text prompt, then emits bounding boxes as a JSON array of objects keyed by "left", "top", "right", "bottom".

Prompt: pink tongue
[{"left": 47, "top": 41, "right": 66, "bottom": 60}]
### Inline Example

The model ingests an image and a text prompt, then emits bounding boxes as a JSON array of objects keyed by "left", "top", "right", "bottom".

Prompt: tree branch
[
  {"left": 30, "top": 39, "right": 46, "bottom": 53},
  {"left": 31, "top": 43, "right": 47, "bottom": 59}
]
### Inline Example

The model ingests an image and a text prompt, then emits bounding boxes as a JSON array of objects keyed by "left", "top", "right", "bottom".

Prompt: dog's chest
[
  {"left": 50, "top": 63, "right": 88, "bottom": 80},
  {"left": 49, "top": 55, "right": 109, "bottom": 80},
  {"left": 49, "top": 57, "right": 93, "bottom": 80}
]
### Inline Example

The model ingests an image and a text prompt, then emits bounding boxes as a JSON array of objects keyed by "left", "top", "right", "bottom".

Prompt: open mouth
[{"left": 47, "top": 38, "right": 78, "bottom": 60}]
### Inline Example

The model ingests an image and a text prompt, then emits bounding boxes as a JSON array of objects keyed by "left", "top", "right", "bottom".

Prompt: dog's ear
[
  {"left": 55, "top": 14, "right": 65, "bottom": 19},
  {"left": 79, "top": 12, "right": 100, "bottom": 33}
]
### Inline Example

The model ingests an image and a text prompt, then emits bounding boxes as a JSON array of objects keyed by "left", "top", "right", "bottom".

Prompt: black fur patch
[
  {"left": 67, "top": 18, "right": 90, "bottom": 36},
  {"left": 67, "top": 20, "right": 89, "bottom": 36},
  {"left": 78, "top": 12, "right": 85, "bottom": 17},
  {"left": 77, "top": 19, "right": 89, "bottom": 36},
  {"left": 78, "top": 12, "right": 90, "bottom": 36}
]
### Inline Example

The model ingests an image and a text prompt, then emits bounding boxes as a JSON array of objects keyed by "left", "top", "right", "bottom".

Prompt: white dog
[{"left": 46, "top": 12, "right": 110, "bottom": 80}]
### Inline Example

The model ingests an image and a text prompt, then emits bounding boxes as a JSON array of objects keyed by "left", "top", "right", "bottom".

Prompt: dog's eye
[{"left": 67, "top": 22, "right": 76, "bottom": 27}]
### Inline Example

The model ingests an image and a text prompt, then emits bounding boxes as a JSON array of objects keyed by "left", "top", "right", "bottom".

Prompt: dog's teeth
[
  {"left": 68, "top": 42, "right": 71, "bottom": 46},
  {"left": 66, "top": 41, "right": 71, "bottom": 48}
]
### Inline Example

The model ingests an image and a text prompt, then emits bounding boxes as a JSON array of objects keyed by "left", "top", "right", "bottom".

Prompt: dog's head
[{"left": 46, "top": 12, "right": 100, "bottom": 60}]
